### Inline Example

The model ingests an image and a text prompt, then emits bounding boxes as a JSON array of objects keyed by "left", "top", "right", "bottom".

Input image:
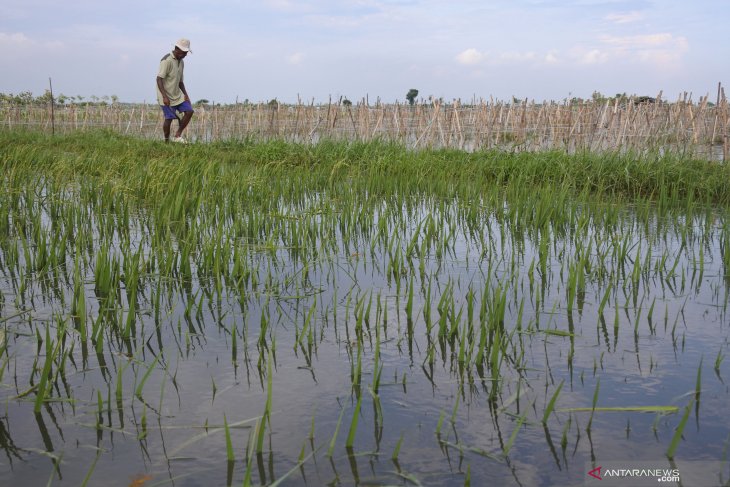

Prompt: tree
[
  {"left": 342, "top": 98, "right": 352, "bottom": 106},
  {"left": 406, "top": 89, "right": 419, "bottom": 106},
  {"left": 36, "top": 90, "right": 53, "bottom": 105}
]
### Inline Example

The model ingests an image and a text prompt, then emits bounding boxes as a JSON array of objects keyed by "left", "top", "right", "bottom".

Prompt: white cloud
[
  {"left": 599, "top": 33, "right": 689, "bottom": 66},
  {"left": 581, "top": 49, "right": 607, "bottom": 64},
  {"left": 264, "top": 0, "right": 305, "bottom": 12},
  {"left": 457, "top": 48, "right": 545, "bottom": 67},
  {"left": 287, "top": 52, "right": 305, "bottom": 65},
  {"left": 601, "top": 33, "right": 685, "bottom": 50},
  {"left": 499, "top": 51, "right": 536, "bottom": 62},
  {"left": 605, "top": 11, "right": 644, "bottom": 24},
  {"left": 0, "top": 32, "right": 31, "bottom": 45},
  {"left": 0, "top": 31, "right": 65, "bottom": 55},
  {"left": 561, "top": 33, "right": 689, "bottom": 68},
  {"left": 456, "top": 48, "right": 485, "bottom": 65},
  {"left": 302, "top": 14, "right": 364, "bottom": 29}
]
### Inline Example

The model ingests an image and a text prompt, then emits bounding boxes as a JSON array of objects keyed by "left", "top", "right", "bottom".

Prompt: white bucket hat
[{"left": 175, "top": 38, "right": 192, "bottom": 53}]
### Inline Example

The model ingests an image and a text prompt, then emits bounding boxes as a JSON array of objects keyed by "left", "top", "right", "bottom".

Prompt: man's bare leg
[
  {"left": 175, "top": 111, "right": 194, "bottom": 138},
  {"left": 163, "top": 118, "right": 173, "bottom": 141}
]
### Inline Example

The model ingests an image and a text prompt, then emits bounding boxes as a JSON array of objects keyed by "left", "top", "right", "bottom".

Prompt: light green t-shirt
[{"left": 156, "top": 52, "right": 185, "bottom": 106}]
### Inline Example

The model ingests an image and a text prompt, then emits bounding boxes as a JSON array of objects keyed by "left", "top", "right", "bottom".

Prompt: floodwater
[{"left": 0, "top": 188, "right": 729, "bottom": 486}]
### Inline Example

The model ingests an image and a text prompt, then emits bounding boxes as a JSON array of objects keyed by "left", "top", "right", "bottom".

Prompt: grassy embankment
[{"left": 2, "top": 129, "right": 729, "bottom": 207}]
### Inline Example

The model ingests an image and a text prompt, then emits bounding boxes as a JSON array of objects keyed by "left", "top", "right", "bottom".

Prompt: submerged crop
[{"left": 0, "top": 130, "right": 728, "bottom": 486}]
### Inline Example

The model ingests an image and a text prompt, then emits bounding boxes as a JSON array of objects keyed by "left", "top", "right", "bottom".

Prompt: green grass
[{"left": 2, "top": 130, "right": 729, "bottom": 207}]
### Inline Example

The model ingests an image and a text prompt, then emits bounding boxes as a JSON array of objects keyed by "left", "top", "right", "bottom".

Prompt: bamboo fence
[{"left": 2, "top": 90, "right": 728, "bottom": 160}]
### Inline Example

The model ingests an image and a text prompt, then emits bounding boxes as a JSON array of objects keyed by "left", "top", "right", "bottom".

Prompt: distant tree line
[
  {"left": 5, "top": 89, "right": 692, "bottom": 109},
  {"left": 0, "top": 91, "right": 120, "bottom": 106}
]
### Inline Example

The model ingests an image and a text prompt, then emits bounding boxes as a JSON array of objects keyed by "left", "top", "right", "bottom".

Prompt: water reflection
[{"left": 0, "top": 182, "right": 728, "bottom": 486}]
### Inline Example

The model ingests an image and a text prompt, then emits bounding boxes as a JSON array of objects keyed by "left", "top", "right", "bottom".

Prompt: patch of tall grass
[{"left": 2, "top": 131, "right": 729, "bottom": 206}]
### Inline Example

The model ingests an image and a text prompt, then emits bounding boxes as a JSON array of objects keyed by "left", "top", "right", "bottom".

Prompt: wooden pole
[
  {"left": 720, "top": 88, "right": 728, "bottom": 162},
  {"left": 49, "top": 77, "right": 55, "bottom": 135}
]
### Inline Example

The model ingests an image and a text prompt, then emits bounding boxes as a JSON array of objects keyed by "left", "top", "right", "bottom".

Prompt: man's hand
[{"left": 163, "top": 95, "right": 171, "bottom": 106}]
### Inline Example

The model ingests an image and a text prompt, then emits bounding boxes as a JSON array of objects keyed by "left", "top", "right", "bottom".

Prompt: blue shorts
[{"left": 160, "top": 100, "right": 193, "bottom": 120}]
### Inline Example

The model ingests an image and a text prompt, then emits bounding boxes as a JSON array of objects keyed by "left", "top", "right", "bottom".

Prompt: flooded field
[{"left": 1, "top": 131, "right": 729, "bottom": 486}]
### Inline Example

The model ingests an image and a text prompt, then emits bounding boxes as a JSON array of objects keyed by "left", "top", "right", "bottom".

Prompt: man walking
[{"left": 156, "top": 38, "right": 194, "bottom": 143}]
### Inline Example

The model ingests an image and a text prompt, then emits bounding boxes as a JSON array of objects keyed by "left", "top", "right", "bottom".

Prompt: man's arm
[
  {"left": 156, "top": 77, "right": 170, "bottom": 106},
  {"left": 179, "top": 81, "right": 190, "bottom": 102}
]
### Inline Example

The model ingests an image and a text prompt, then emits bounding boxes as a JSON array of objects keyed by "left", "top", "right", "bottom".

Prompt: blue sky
[{"left": 1, "top": 0, "right": 727, "bottom": 104}]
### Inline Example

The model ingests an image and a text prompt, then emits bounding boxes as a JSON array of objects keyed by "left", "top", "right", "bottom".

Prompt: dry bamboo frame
[{"left": 1, "top": 93, "right": 728, "bottom": 159}]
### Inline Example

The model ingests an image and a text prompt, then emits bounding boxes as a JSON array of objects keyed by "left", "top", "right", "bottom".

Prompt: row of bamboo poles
[{"left": 2, "top": 90, "right": 728, "bottom": 160}]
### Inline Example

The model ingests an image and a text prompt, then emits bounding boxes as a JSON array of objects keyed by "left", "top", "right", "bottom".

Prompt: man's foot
[{"left": 172, "top": 136, "right": 188, "bottom": 144}]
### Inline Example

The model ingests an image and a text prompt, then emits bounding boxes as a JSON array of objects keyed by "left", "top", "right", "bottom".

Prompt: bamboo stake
[
  {"left": 48, "top": 77, "right": 55, "bottom": 135},
  {"left": 722, "top": 87, "right": 728, "bottom": 162}
]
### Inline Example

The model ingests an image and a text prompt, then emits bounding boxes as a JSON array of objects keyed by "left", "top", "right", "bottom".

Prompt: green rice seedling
[
  {"left": 80, "top": 451, "right": 101, "bottom": 487},
  {"left": 489, "top": 325, "right": 502, "bottom": 401},
  {"left": 457, "top": 320, "right": 467, "bottom": 367},
  {"left": 308, "top": 413, "right": 316, "bottom": 441},
  {"left": 597, "top": 282, "right": 612, "bottom": 317},
  {"left": 392, "top": 431, "right": 405, "bottom": 461},
  {"left": 352, "top": 342, "right": 362, "bottom": 391},
  {"left": 587, "top": 379, "right": 600, "bottom": 431},
  {"left": 449, "top": 302, "right": 463, "bottom": 343},
  {"left": 134, "top": 353, "right": 160, "bottom": 400},
  {"left": 372, "top": 314, "right": 382, "bottom": 394},
  {"left": 327, "top": 407, "right": 345, "bottom": 458},
  {"left": 503, "top": 411, "right": 527, "bottom": 456},
  {"left": 405, "top": 275, "right": 414, "bottom": 324},
  {"left": 231, "top": 324, "right": 238, "bottom": 364},
  {"left": 298, "top": 440, "right": 306, "bottom": 464},
  {"left": 243, "top": 429, "right": 255, "bottom": 487},
  {"left": 296, "top": 300, "right": 316, "bottom": 351},
  {"left": 666, "top": 397, "right": 694, "bottom": 459},
  {"left": 715, "top": 348, "right": 725, "bottom": 374},
  {"left": 566, "top": 261, "right": 578, "bottom": 315},
  {"left": 450, "top": 394, "right": 460, "bottom": 425},
  {"left": 258, "top": 307, "right": 269, "bottom": 350},
  {"left": 95, "top": 389, "right": 104, "bottom": 430},
  {"left": 423, "top": 278, "right": 433, "bottom": 334},
  {"left": 646, "top": 296, "right": 656, "bottom": 333},
  {"left": 560, "top": 414, "right": 572, "bottom": 453},
  {"left": 695, "top": 356, "right": 705, "bottom": 404},
  {"left": 138, "top": 404, "right": 148, "bottom": 440},
  {"left": 268, "top": 442, "right": 321, "bottom": 487},
  {"left": 475, "top": 318, "right": 488, "bottom": 367},
  {"left": 71, "top": 253, "right": 87, "bottom": 340},
  {"left": 436, "top": 282, "right": 453, "bottom": 339},
  {"left": 34, "top": 326, "right": 62, "bottom": 413},
  {"left": 542, "top": 380, "right": 564, "bottom": 425},
  {"left": 345, "top": 394, "right": 362, "bottom": 449},
  {"left": 256, "top": 351, "right": 274, "bottom": 455},
  {"left": 435, "top": 410, "right": 446, "bottom": 436},
  {"left": 223, "top": 414, "right": 234, "bottom": 463}
]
